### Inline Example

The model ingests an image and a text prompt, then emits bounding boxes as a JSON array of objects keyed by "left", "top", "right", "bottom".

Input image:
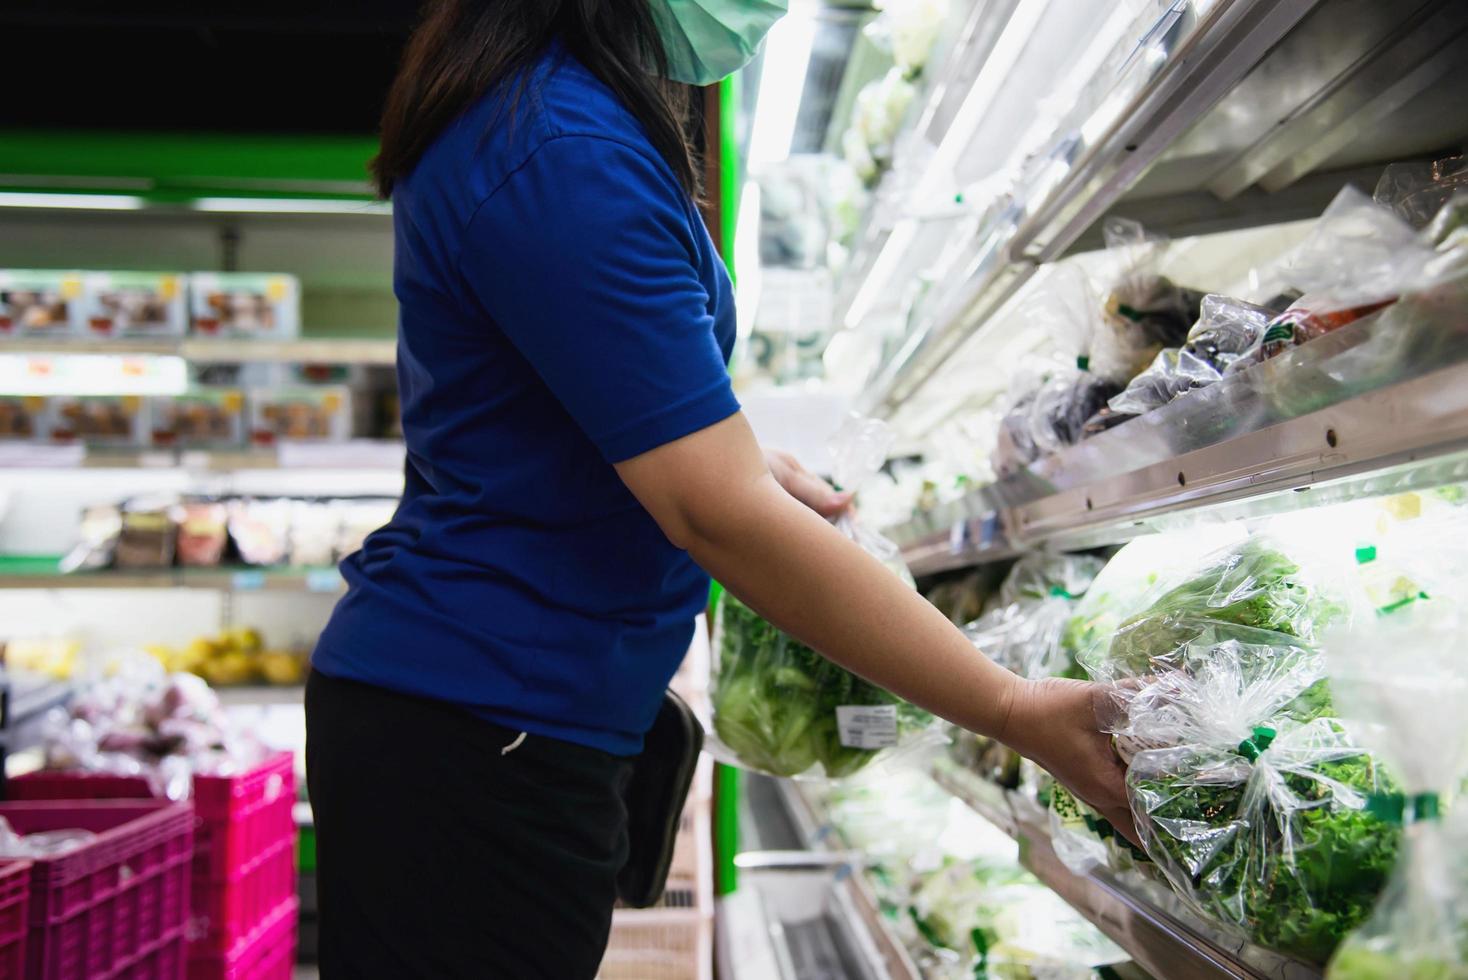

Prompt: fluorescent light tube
[
  {"left": 192, "top": 197, "right": 391, "bottom": 215},
  {"left": 0, "top": 192, "right": 144, "bottom": 211},
  {"left": 747, "top": 13, "right": 818, "bottom": 168}
]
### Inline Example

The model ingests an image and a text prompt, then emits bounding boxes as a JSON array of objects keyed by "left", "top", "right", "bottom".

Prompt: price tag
[
  {"left": 305, "top": 569, "right": 342, "bottom": 593},
  {"left": 138, "top": 451, "right": 174, "bottom": 469},
  {"left": 231, "top": 570, "right": 266, "bottom": 591},
  {"left": 835, "top": 705, "right": 898, "bottom": 749}
]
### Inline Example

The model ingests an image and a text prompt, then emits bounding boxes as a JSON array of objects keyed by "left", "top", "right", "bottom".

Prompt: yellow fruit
[{"left": 259, "top": 651, "right": 304, "bottom": 686}]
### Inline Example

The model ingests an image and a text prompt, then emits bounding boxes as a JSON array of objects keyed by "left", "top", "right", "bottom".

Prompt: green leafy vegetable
[
  {"left": 1131, "top": 724, "right": 1400, "bottom": 963},
  {"left": 1101, "top": 538, "right": 1340, "bottom": 676},
  {"left": 712, "top": 593, "right": 931, "bottom": 778}
]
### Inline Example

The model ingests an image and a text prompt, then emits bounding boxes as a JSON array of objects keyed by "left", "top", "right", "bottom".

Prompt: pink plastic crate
[
  {"left": 10, "top": 753, "right": 296, "bottom": 956},
  {"left": 190, "top": 840, "right": 294, "bottom": 953},
  {"left": 0, "top": 800, "right": 192, "bottom": 980},
  {"left": 186, "top": 899, "right": 296, "bottom": 980},
  {"left": 0, "top": 861, "right": 31, "bottom": 980}
]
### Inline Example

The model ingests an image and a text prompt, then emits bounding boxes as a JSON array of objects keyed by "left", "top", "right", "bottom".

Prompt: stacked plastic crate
[
  {"left": 10, "top": 752, "right": 298, "bottom": 980},
  {"left": 598, "top": 615, "right": 715, "bottom": 980}
]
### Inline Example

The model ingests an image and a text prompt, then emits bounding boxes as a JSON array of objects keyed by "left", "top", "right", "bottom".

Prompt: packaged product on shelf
[
  {"left": 1084, "top": 534, "right": 1341, "bottom": 682},
  {"left": 710, "top": 417, "right": 936, "bottom": 779},
  {"left": 1092, "top": 218, "right": 1208, "bottom": 386},
  {"left": 1103, "top": 295, "right": 1274, "bottom": 420},
  {"left": 226, "top": 497, "right": 292, "bottom": 566},
  {"left": 1226, "top": 186, "right": 1436, "bottom": 372},
  {"left": 289, "top": 499, "right": 339, "bottom": 566},
  {"left": 334, "top": 497, "right": 397, "bottom": 560},
  {"left": 147, "top": 389, "right": 245, "bottom": 448},
  {"left": 1372, "top": 154, "right": 1468, "bottom": 231},
  {"left": 1112, "top": 634, "right": 1398, "bottom": 963},
  {"left": 0, "top": 395, "right": 45, "bottom": 440},
  {"left": 0, "top": 270, "right": 82, "bottom": 336},
  {"left": 963, "top": 553, "right": 1105, "bottom": 681},
  {"left": 247, "top": 385, "right": 351, "bottom": 445},
  {"left": 188, "top": 272, "right": 300, "bottom": 338},
  {"left": 1323, "top": 594, "right": 1468, "bottom": 980},
  {"left": 114, "top": 497, "right": 178, "bottom": 569},
  {"left": 78, "top": 272, "right": 187, "bottom": 337},
  {"left": 44, "top": 395, "right": 146, "bottom": 446},
  {"left": 59, "top": 503, "right": 123, "bottom": 573},
  {"left": 175, "top": 500, "right": 229, "bottom": 567}
]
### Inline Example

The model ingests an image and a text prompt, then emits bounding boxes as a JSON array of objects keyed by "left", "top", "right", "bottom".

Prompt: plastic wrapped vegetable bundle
[
  {"left": 1091, "top": 217, "right": 1208, "bottom": 386},
  {"left": 709, "top": 418, "right": 935, "bottom": 779},
  {"left": 1113, "top": 636, "right": 1399, "bottom": 963},
  {"left": 1104, "top": 295, "right": 1273, "bottom": 420},
  {"left": 1324, "top": 564, "right": 1468, "bottom": 977},
  {"left": 1091, "top": 534, "right": 1341, "bottom": 681},
  {"left": 963, "top": 553, "right": 1105, "bottom": 681}
]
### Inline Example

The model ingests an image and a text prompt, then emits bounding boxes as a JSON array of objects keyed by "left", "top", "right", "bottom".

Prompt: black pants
[{"left": 305, "top": 670, "right": 634, "bottom": 979}]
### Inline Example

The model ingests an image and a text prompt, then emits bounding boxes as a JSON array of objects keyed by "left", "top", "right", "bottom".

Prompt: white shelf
[
  {"left": 889, "top": 321, "right": 1468, "bottom": 573},
  {"left": 0, "top": 337, "right": 395, "bottom": 365}
]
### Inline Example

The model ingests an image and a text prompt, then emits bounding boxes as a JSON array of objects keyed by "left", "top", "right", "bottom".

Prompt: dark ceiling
[{"left": 0, "top": 1, "right": 417, "bottom": 134}]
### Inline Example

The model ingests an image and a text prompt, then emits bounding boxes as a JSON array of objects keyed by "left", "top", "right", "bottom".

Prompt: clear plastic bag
[
  {"left": 1373, "top": 155, "right": 1468, "bottom": 231},
  {"left": 1105, "top": 295, "right": 1272, "bottom": 418},
  {"left": 709, "top": 418, "right": 935, "bottom": 779},
  {"left": 1128, "top": 714, "right": 1398, "bottom": 963},
  {"left": 962, "top": 553, "right": 1105, "bottom": 681},
  {"left": 1323, "top": 586, "right": 1468, "bottom": 977},
  {"left": 1087, "top": 535, "right": 1342, "bottom": 683},
  {"left": 1093, "top": 218, "right": 1208, "bottom": 386},
  {"left": 1100, "top": 623, "right": 1398, "bottom": 962}
]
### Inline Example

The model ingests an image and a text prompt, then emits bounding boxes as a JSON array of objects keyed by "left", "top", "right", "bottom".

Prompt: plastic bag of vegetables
[
  {"left": 962, "top": 552, "right": 1105, "bottom": 681},
  {"left": 1084, "top": 534, "right": 1341, "bottom": 682},
  {"left": 1113, "top": 634, "right": 1399, "bottom": 963},
  {"left": 709, "top": 418, "right": 936, "bottom": 779},
  {"left": 1323, "top": 549, "right": 1468, "bottom": 978}
]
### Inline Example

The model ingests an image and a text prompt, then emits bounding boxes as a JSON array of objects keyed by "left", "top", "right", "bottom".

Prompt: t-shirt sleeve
[{"left": 457, "top": 134, "right": 740, "bottom": 463}]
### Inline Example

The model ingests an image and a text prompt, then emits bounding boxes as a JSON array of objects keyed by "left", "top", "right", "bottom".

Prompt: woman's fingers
[{"left": 765, "top": 449, "right": 854, "bottom": 517}]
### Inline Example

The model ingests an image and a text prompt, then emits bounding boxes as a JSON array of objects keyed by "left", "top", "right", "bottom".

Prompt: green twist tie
[
  {"left": 1237, "top": 725, "right": 1276, "bottom": 762},
  {"left": 1366, "top": 792, "right": 1442, "bottom": 825},
  {"left": 1377, "top": 590, "right": 1430, "bottom": 615},
  {"left": 1354, "top": 545, "right": 1377, "bottom": 564},
  {"left": 1048, "top": 585, "right": 1076, "bottom": 599},
  {"left": 1076, "top": 355, "right": 1091, "bottom": 371},
  {"left": 1114, "top": 303, "right": 1144, "bottom": 323}
]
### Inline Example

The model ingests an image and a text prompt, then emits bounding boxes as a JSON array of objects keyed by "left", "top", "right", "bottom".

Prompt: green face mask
[{"left": 652, "top": 0, "right": 790, "bottom": 86}]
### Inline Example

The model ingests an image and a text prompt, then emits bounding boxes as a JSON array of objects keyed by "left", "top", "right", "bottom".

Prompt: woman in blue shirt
[{"left": 307, "top": 2, "right": 1135, "bottom": 977}]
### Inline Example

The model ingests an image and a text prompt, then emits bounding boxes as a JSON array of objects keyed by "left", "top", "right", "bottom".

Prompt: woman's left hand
[{"left": 764, "top": 449, "right": 853, "bottom": 518}]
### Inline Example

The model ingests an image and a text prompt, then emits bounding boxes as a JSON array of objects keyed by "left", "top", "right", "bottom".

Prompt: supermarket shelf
[
  {"left": 215, "top": 685, "right": 305, "bottom": 707},
  {"left": 860, "top": 0, "right": 1468, "bottom": 418},
  {"left": 931, "top": 761, "right": 1322, "bottom": 980},
  {"left": 0, "top": 563, "right": 345, "bottom": 593},
  {"left": 0, "top": 337, "right": 395, "bottom": 364},
  {"left": 889, "top": 326, "right": 1468, "bottom": 572}
]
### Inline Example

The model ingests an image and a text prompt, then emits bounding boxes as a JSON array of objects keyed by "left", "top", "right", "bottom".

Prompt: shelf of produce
[
  {"left": 0, "top": 337, "right": 395, "bottom": 364},
  {"left": 889, "top": 327, "right": 1468, "bottom": 573},
  {"left": 861, "top": 0, "right": 1468, "bottom": 420},
  {"left": 0, "top": 558, "right": 345, "bottom": 592},
  {"left": 931, "top": 761, "right": 1321, "bottom": 980}
]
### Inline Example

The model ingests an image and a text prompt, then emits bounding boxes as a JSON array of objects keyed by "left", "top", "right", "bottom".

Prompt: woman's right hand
[{"left": 998, "top": 676, "right": 1141, "bottom": 846}]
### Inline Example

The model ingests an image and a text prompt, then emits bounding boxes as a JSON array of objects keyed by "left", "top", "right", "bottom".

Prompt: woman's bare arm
[{"left": 617, "top": 413, "right": 1136, "bottom": 839}]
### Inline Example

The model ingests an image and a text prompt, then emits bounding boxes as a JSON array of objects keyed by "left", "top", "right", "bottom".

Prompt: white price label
[{"left": 835, "top": 705, "right": 898, "bottom": 749}]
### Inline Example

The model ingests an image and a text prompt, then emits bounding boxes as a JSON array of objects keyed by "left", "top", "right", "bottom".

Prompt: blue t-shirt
[{"left": 312, "top": 42, "right": 739, "bottom": 755}]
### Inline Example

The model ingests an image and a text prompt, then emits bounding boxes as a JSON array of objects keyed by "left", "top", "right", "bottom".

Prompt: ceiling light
[
  {"left": 747, "top": 13, "right": 818, "bottom": 169},
  {"left": 0, "top": 192, "right": 145, "bottom": 211},
  {"left": 191, "top": 197, "right": 391, "bottom": 215}
]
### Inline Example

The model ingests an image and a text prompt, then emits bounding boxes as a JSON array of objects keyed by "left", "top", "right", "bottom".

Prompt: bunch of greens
[
  {"left": 1131, "top": 724, "right": 1399, "bottom": 963},
  {"left": 1095, "top": 537, "right": 1340, "bottom": 679},
  {"left": 712, "top": 594, "right": 932, "bottom": 778}
]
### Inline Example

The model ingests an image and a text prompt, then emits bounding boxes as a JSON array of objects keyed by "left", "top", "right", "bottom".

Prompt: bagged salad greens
[
  {"left": 1091, "top": 217, "right": 1207, "bottom": 387},
  {"left": 1324, "top": 606, "right": 1468, "bottom": 979},
  {"left": 709, "top": 418, "right": 935, "bottom": 779},
  {"left": 1105, "top": 628, "right": 1398, "bottom": 962}
]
